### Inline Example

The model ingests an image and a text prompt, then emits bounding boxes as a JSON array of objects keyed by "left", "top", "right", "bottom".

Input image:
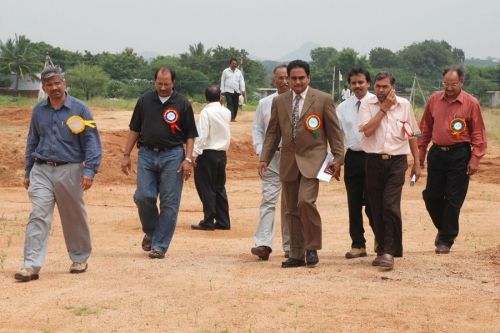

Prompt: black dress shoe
[
  {"left": 214, "top": 223, "right": 230, "bottom": 230},
  {"left": 191, "top": 223, "right": 215, "bottom": 231},
  {"left": 306, "top": 250, "right": 319, "bottom": 267},
  {"left": 281, "top": 258, "right": 306, "bottom": 268},
  {"left": 141, "top": 234, "right": 152, "bottom": 252},
  {"left": 251, "top": 246, "right": 272, "bottom": 260},
  {"left": 435, "top": 244, "right": 451, "bottom": 254}
]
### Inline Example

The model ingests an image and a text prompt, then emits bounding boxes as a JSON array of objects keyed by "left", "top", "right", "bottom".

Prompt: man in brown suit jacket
[{"left": 259, "top": 60, "right": 344, "bottom": 268}]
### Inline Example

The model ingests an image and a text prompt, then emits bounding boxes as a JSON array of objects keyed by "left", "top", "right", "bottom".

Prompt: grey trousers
[
  {"left": 23, "top": 163, "right": 91, "bottom": 272},
  {"left": 253, "top": 152, "right": 290, "bottom": 252}
]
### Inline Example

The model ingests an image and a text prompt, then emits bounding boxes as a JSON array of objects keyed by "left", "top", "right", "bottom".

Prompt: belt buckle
[
  {"left": 152, "top": 147, "right": 161, "bottom": 152},
  {"left": 440, "top": 146, "right": 450, "bottom": 151},
  {"left": 47, "top": 161, "right": 57, "bottom": 167},
  {"left": 381, "top": 154, "right": 391, "bottom": 160}
]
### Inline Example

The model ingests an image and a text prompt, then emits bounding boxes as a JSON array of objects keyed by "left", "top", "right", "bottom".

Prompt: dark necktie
[
  {"left": 356, "top": 100, "right": 361, "bottom": 111},
  {"left": 292, "top": 95, "right": 301, "bottom": 143}
]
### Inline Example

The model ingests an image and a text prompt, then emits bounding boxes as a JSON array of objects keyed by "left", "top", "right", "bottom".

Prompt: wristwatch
[{"left": 185, "top": 157, "right": 192, "bottom": 163}]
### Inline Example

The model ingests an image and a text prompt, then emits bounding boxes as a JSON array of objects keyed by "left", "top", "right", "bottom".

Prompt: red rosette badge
[
  {"left": 305, "top": 114, "right": 322, "bottom": 138},
  {"left": 162, "top": 108, "right": 181, "bottom": 134},
  {"left": 450, "top": 118, "right": 466, "bottom": 139}
]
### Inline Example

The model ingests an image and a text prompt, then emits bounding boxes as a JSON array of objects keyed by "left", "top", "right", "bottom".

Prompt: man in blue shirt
[{"left": 15, "top": 66, "right": 102, "bottom": 282}]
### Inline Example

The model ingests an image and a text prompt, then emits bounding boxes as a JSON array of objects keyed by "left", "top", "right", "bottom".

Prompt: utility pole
[
  {"left": 240, "top": 57, "right": 246, "bottom": 104},
  {"left": 331, "top": 65, "right": 336, "bottom": 102}
]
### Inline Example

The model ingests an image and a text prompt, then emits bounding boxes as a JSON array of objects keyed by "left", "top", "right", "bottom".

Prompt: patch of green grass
[
  {"left": 65, "top": 305, "right": 99, "bottom": 316},
  {"left": 0, "top": 95, "right": 37, "bottom": 106},
  {"left": 483, "top": 109, "right": 500, "bottom": 141},
  {"left": 85, "top": 97, "right": 137, "bottom": 110}
]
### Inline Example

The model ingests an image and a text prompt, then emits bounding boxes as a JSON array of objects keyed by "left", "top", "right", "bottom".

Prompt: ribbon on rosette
[
  {"left": 66, "top": 115, "right": 96, "bottom": 134},
  {"left": 398, "top": 120, "right": 422, "bottom": 139},
  {"left": 162, "top": 108, "right": 182, "bottom": 134}
]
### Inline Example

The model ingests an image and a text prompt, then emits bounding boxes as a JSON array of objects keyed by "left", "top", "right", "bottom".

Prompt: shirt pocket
[{"left": 392, "top": 120, "right": 406, "bottom": 142}]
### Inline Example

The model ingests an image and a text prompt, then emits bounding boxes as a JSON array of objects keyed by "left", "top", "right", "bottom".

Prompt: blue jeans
[{"left": 134, "top": 146, "right": 184, "bottom": 253}]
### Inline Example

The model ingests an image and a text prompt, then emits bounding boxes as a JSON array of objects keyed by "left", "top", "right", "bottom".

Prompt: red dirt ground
[{"left": 0, "top": 106, "right": 498, "bottom": 332}]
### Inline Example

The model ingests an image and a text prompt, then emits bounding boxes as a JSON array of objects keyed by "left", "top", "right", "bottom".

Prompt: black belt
[
  {"left": 367, "top": 153, "right": 403, "bottom": 160},
  {"left": 34, "top": 158, "right": 68, "bottom": 167},
  {"left": 432, "top": 142, "right": 471, "bottom": 152},
  {"left": 140, "top": 144, "right": 180, "bottom": 152}
]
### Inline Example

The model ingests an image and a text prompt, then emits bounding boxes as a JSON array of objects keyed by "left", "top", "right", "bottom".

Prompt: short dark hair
[
  {"left": 287, "top": 60, "right": 310, "bottom": 76},
  {"left": 154, "top": 66, "right": 176, "bottom": 81},
  {"left": 443, "top": 65, "right": 465, "bottom": 80},
  {"left": 205, "top": 84, "right": 221, "bottom": 102},
  {"left": 273, "top": 64, "right": 287, "bottom": 74},
  {"left": 229, "top": 58, "right": 238, "bottom": 64},
  {"left": 374, "top": 71, "right": 395, "bottom": 85},
  {"left": 348, "top": 68, "right": 371, "bottom": 83}
]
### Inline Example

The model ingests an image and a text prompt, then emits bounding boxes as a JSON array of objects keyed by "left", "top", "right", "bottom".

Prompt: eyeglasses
[{"left": 442, "top": 81, "right": 461, "bottom": 88}]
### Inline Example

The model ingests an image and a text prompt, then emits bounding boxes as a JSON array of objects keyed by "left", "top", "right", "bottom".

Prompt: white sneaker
[
  {"left": 14, "top": 268, "right": 39, "bottom": 282},
  {"left": 70, "top": 262, "right": 88, "bottom": 274}
]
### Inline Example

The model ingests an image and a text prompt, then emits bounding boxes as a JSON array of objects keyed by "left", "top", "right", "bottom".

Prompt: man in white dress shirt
[
  {"left": 336, "top": 68, "right": 375, "bottom": 259},
  {"left": 220, "top": 58, "right": 246, "bottom": 122},
  {"left": 191, "top": 85, "right": 232, "bottom": 231},
  {"left": 341, "top": 85, "right": 351, "bottom": 101},
  {"left": 251, "top": 65, "right": 291, "bottom": 260}
]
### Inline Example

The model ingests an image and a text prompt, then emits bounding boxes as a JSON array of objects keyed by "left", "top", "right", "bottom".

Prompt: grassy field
[{"left": 0, "top": 95, "right": 258, "bottom": 113}]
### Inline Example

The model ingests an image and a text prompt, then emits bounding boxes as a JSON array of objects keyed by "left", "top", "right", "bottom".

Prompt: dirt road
[{"left": 0, "top": 107, "right": 498, "bottom": 332}]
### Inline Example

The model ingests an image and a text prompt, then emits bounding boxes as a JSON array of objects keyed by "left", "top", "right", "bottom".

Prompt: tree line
[{"left": 1, "top": 35, "right": 499, "bottom": 105}]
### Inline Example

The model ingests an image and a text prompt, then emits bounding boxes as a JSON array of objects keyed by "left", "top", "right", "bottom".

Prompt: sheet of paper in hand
[{"left": 317, "top": 152, "right": 334, "bottom": 182}]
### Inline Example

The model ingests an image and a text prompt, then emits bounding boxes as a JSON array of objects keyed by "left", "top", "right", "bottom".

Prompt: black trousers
[
  {"left": 423, "top": 143, "right": 471, "bottom": 247},
  {"left": 224, "top": 92, "right": 240, "bottom": 120},
  {"left": 194, "top": 150, "right": 230, "bottom": 228},
  {"left": 344, "top": 149, "right": 374, "bottom": 249},
  {"left": 365, "top": 154, "right": 407, "bottom": 257}
]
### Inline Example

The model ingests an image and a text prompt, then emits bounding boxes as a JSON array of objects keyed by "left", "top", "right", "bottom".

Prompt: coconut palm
[{"left": 0, "top": 34, "right": 42, "bottom": 91}]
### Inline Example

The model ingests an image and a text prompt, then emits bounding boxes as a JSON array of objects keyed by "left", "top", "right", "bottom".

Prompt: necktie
[
  {"left": 356, "top": 100, "right": 361, "bottom": 111},
  {"left": 292, "top": 95, "right": 301, "bottom": 143}
]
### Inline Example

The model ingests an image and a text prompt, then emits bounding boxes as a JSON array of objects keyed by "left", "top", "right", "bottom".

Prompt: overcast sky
[{"left": 1, "top": 0, "right": 498, "bottom": 60}]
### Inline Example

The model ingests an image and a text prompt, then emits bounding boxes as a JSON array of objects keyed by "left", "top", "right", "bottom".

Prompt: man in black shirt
[{"left": 121, "top": 67, "right": 198, "bottom": 259}]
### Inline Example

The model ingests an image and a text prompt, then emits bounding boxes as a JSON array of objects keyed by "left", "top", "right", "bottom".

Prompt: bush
[{"left": 106, "top": 80, "right": 126, "bottom": 98}]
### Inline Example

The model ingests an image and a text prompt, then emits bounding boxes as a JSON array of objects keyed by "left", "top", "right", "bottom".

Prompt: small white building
[
  {"left": 0, "top": 73, "right": 41, "bottom": 98},
  {"left": 486, "top": 91, "right": 500, "bottom": 108}
]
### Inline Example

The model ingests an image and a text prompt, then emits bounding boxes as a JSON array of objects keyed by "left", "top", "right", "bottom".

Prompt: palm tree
[
  {"left": 187, "top": 42, "right": 210, "bottom": 58},
  {"left": 0, "top": 34, "right": 42, "bottom": 91}
]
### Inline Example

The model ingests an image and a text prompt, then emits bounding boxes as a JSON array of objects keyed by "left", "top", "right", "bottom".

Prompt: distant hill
[{"left": 278, "top": 42, "right": 320, "bottom": 62}]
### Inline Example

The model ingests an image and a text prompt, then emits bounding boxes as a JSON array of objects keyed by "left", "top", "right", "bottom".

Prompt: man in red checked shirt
[{"left": 418, "top": 65, "right": 487, "bottom": 255}]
